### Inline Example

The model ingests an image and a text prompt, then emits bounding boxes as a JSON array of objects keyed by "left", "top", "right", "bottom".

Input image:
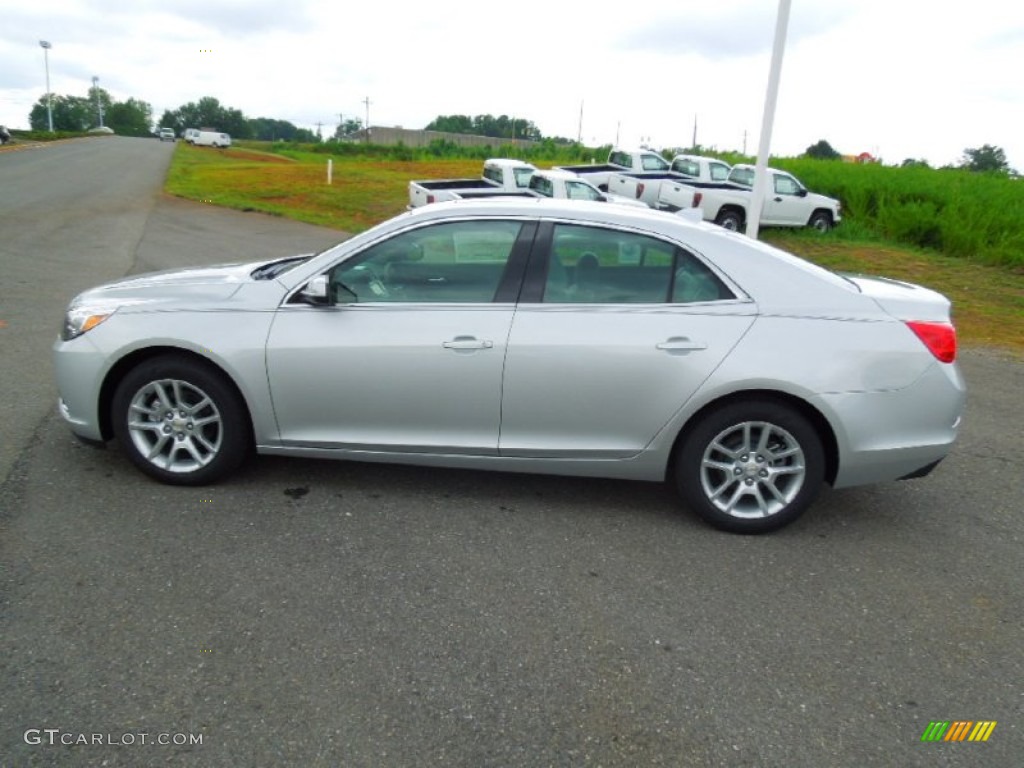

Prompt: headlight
[{"left": 62, "top": 306, "right": 117, "bottom": 341}]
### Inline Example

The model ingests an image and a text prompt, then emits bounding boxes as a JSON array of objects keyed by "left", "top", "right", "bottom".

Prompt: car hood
[
  {"left": 69, "top": 257, "right": 302, "bottom": 310},
  {"left": 845, "top": 274, "right": 952, "bottom": 322}
]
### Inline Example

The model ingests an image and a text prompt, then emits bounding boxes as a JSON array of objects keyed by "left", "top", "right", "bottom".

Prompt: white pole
[
  {"left": 327, "top": 158, "right": 333, "bottom": 185},
  {"left": 746, "top": 0, "right": 791, "bottom": 240},
  {"left": 40, "top": 41, "right": 53, "bottom": 132}
]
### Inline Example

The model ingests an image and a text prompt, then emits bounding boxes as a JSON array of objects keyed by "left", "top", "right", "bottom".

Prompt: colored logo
[{"left": 921, "top": 721, "right": 997, "bottom": 742}]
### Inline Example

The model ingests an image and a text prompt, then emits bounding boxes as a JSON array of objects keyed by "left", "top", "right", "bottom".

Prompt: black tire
[
  {"left": 808, "top": 211, "right": 833, "bottom": 232},
  {"left": 112, "top": 355, "right": 250, "bottom": 485},
  {"left": 715, "top": 209, "right": 744, "bottom": 232},
  {"left": 675, "top": 399, "right": 825, "bottom": 534}
]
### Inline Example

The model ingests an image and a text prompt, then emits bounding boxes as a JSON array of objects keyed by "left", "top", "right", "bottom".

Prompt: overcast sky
[{"left": 1, "top": 0, "right": 1021, "bottom": 169}]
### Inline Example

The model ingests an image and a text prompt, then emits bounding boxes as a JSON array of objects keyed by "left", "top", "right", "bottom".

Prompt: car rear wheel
[
  {"left": 675, "top": 399, "right": 825, "bottom": 533},
  {"left": 715, "top": 209, "right": 744, "bottom": 231},
  {"left": 112, "top": 355, "right": 250, "bottom": 485}
]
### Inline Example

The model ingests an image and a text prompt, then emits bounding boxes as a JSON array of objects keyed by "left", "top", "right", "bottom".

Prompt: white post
[
  {"left": 746, "top": 0, "right": 791, "bottom": 240},
  {"left": 40, "top": 41, "right": 53, "bottom": 132},
  {"left": 327, "top": 158, "right": 333, "bottom": 185}
]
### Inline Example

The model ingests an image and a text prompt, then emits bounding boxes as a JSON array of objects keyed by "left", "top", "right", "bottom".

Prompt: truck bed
[{"left": 415, "top": 178, "right": 502, "bottom": 191}]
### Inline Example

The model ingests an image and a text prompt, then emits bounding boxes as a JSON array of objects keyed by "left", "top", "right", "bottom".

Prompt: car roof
[
  {"left": 534, "top": 169, "right": 589, "bottom": 182},
  {"left": 483, "top": 158, "right": 536, "bottom": 168}
]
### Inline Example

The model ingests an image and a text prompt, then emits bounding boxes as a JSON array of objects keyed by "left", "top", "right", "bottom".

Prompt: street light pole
[
  {"left": 39, "top": 40, "right": 53, "bottom": 132},
  {"left": 91, "top": 75, "right": 104, "bottom": 128}
]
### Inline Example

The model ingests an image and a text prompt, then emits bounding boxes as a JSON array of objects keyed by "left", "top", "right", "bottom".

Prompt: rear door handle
[
  {"left": 443, "top": 336, "right": 493, "bottom": 351},
  {"left": 656, "top": 337, "right": 707, "bottom": 354}
]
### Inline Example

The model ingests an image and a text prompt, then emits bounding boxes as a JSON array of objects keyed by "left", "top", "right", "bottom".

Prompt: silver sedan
[{"left": 53, "top": 199, "right": 965, "bottom": 533}]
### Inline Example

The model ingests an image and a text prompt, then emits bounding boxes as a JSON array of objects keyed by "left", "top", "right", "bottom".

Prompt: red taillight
[
  {"left": 693, "top": 191, "right": 703, "bottom": 207},
  {"left": 906, "top": 321, "right": 957, "bottom": 363},
  {"left": 426, "top": 194, "right": 435, "bottom": 204},
  {"left": 635, "top": 183, "right": 645, "bottom": 199}
]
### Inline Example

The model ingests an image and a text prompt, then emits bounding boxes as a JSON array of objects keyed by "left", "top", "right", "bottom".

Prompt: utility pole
[
  {"left": 363, "top": 96, "right": 371, "bottom": 143},
  {"left": 692, "top": 114, "right": 697, "bottom": 149},
  {"left": 577, "top": 101, "right": 583, "bottom": 144}
]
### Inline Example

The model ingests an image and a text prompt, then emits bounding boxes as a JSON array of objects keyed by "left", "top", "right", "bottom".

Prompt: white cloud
[{"left": 1, "top": 0, "right": 1020, "bottom": 170}]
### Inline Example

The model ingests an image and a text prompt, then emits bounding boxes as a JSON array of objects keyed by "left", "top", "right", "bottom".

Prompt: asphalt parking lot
[{"left": 1, "top": 138, "right": 1021, "bottom": 767}]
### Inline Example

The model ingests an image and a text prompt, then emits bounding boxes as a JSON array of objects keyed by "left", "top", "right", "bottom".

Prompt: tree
[
  {"left": 805, "top": 139, "right": 841, "bottom": 160},
  {"left": 425, "top": 113, "right": 543, "bottom": 141},
  {"left": 85, "top": 85, "right": 114, "bottom": 128},
  {"left": 160, "top": 97, "right": 252, "bottom": 139},
  {"left": 29, "top": 94, "right": 92, "bottom": 131},
  {"left": 901, "top": 158, "right": 930, "bottom": 169},
  {"left": 332, "top": 118, "right": 363, "bottom": 140},
  {"left": 105, "top": 98, "right": 153, "bottom": 137},
  {"left": 959, "top": 144, "right": 1010, "bottom": 173}
]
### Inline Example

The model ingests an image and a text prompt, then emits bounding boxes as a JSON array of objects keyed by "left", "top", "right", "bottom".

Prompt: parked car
[
  {"left": 182, "top": 128, "right": 200, "bottom": 144},
  {"left": 408, "top": 159, "right": 537, "bottom": 208},
  {"left": 0, "top": 125, "right": 11, "bottom": 145},
  {"left": 526, "top": 169, "right": 647, "bottom": 207},
  {"left": 554, "top": 148, "right": 671, "bottom": 191},
  {"left": 193, "top": 130, "right": 231, "bottom": 148},
  {"left": 668, "top": 166, "right": 843, "bottom": 231},
  {"left": 53, "top": 199, "right": 964, "bottom": 533}
]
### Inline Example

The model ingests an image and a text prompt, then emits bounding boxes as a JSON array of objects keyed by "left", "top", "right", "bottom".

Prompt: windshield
[{"left": 514, "top": 167, "right": 536, "bottom": 188}]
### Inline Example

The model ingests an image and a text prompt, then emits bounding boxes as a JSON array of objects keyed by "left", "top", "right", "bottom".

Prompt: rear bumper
[{"left": 817, "top": 360, "right": 965, "bottom": 489}]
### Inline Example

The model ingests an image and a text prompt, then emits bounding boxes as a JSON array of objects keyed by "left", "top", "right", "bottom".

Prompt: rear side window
[
  {"left": 542, "top": 224, "right": 733, "bottom": 304},
  {"left": 528, "top": 175, "right": 554, "bottom": 198},
  {"left": 673, "top": 159, "right": 699, "bottom": 176},
  {"left": 482, "top": 165, "right": 503, "bottom": 184},
  {"left": 609, "top": 151, "right": 630, "bottom": 167}
]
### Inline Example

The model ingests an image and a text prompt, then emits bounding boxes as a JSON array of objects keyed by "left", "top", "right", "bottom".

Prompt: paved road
[{"left": 1, "top": 139, "right": 1021, "bottom": 767}]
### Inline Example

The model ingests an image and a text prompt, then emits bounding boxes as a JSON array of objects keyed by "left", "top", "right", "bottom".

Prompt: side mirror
[
  {"left": 298, "top": 275, "right": 330, "bottom": 305},
  {"left": 798, "top": 188, "right": 808, "bottom": 198}
]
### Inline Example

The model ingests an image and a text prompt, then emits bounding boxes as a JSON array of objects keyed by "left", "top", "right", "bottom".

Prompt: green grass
[
  {"left": 164, "top": 143, "right": 1023, "bottom": 353},
  {"left": 768, "top": 158, "right": 1024, "bottom": 269}
]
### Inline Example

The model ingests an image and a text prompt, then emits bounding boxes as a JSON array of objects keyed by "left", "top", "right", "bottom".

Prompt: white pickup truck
[
  {"left": 408, "top": 159, "right": 537, "bottom": 208},
  {"left": 605, "top": 154, "right": 733, "bottom": 208},
  {"left": 660, "top": 166, "right": 843, "bottom": 232},
  {"left": 553, "top": 148, "right": 671, "bottom": 192},
  {"left": 527, "top": 169, "right": 647, "bottom": 207}
]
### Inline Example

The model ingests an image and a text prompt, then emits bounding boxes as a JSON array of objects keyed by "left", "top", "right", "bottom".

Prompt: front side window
[
  {"left": 566, "top": 181, "right": 601, "bottom": 201},
  {"left": 641, "top": 153, "right": 670, "bottom": 171},
  {"left": 331, "top": 221, "right": 523, "bottom": 303},
  {"left": 774, "top": 174, "right": 802, "bottom": 195},
  {"left": 542, "top": 224, "right": 732, "bottom": 304},
  {"left": 710, "top": 162, "right": 731, "bottom": 181}
]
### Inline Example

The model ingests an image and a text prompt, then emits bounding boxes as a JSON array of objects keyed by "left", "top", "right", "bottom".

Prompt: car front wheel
[
  {"left": 675, "top": 399, "right": 825, "bottom": 533},
  {"left": 808, "top": 211, "right": 833, "bottom": 232},
  {"left": 112, "top": 355, "right": 250, "bottom": 485}
]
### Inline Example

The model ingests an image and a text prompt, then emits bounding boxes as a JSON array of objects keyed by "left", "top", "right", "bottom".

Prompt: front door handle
[
  {"left": 656, "top": 337, "right": 707, "bottom": 354},
  {"left": 443, "top": 336, "right": 493, "bottom": 351}
]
